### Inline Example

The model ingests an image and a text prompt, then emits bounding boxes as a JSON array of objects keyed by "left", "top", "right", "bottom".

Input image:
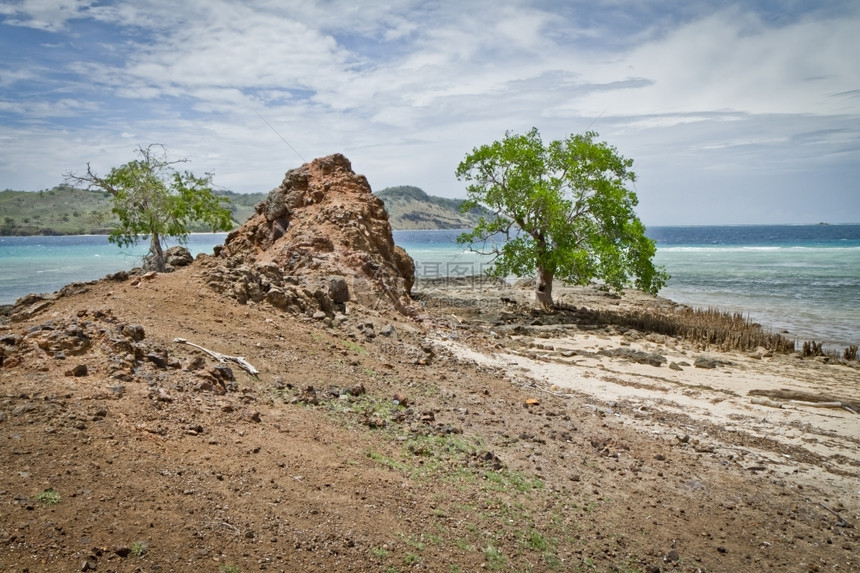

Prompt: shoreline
[
  {"left": 3, "top": 226, "right": 860, "bottom": 347},
  {"left": 413, "top": 275, "right": 860, "bottom": 353},
  {"left": 3, "top": 271, "right": 859, "bottom": 352},
  {"left": 412, "top": 276, "right": 860, "bottom": 497}
]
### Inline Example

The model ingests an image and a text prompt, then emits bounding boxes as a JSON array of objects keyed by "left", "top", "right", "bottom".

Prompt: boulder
[
  {"left": 143, "top": 245, "right": 193, "bottom": 273},
  {"left": 207, "top": 154, "right": 415, "bottom": 315}
]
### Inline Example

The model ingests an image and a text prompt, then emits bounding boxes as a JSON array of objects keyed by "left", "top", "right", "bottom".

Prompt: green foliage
[
  {"left": 456, "top": 128, "right": 668, "bottom": 306},
  {"left": 66, "top": 145, "right": 233, "bottom": 271},
  {"left": 483, "top": 544, "right": 506, "bottom": 569},
  {"left": 130, "top": 541, "right": 147, "bottom": 556},
  {"left": 35, "top": 488, "right": 61, "bottom": 504}
]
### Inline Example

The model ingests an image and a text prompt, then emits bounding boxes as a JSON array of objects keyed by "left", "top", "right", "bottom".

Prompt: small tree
[
  {"left": 66, "top": 144, "right": 233, "bottom": 272},
  {"left": 456, "top": 128, "right": 667, "bottom": 308}
]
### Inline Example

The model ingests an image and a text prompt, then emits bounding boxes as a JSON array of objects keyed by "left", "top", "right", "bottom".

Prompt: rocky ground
[{"left": 1, "top": 269, "right": 858, "bottom": 573}]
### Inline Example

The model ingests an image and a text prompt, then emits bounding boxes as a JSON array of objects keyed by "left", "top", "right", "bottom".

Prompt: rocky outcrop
[
  {"left": 202, "top": 154, "right": 415, "bottom": 316},
  {"left": 143, "top": 246, "right": 194, "bottom": 273}
]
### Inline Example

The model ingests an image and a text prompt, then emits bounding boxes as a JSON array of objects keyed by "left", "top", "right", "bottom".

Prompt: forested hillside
[
  {"left": 0, "top": 185, "right": 266, "bottom": 235},
  {"left": 375, "top": 185, "right": 489, "bottom": 230}
]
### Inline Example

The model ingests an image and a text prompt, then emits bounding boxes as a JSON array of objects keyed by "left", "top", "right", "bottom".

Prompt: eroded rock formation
[{"left": 201, "top": 154, "right": 415, "bottom": 316}]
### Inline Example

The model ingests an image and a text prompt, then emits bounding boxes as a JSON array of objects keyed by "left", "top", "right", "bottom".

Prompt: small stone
[
  {"left": 312, "top": 310, "right": 328, "bottom": 320},
  {"left": 146, "top": 352, "right": 167, "bottom": 369},
  {"left": 380, "top": 324, "right": 396, "bottom": 337},
  {"left": 694, "top": 356, "right": 718, "bottom": 369},
  {"left": 65, "top": 364, "right": 88, "bottom": 377},
  {"left": 212, "top": 364, "right": 235, "bottom": 382},
  {"left": 121, "top": 323, "right": 145, "bottom": 341},
  {"left": 241, "top": 410, "right": 262, "bottom": 423}
]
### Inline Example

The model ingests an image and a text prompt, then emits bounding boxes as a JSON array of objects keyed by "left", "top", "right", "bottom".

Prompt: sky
[{"left": 1, "top": 0, "right": 858, "bottom": 226}]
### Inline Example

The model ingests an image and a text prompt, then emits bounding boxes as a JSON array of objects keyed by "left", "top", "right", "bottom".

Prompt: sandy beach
[{"left": 418, "top": 278, "right": 860, "bottom": 500}]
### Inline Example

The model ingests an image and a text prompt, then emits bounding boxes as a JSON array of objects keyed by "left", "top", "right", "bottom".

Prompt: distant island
[
  {"left": 374, "top": 185, "right": 490, "bottom": 230},
  {"left": 0, "top": 184, "right": 480, "bottom": 235}
]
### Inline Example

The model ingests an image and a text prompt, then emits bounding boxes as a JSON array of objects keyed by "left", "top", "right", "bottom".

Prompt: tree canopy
[
  {"left": 456, "top": 128, "right": 668, "bottom": 308},
  {"left": 66, "top": 144, "right": 233, "bottom": 272}
]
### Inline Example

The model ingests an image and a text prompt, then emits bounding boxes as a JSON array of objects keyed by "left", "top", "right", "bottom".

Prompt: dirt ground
[{"left": 1, "top": 268, "right": 858, "bottom": 572}]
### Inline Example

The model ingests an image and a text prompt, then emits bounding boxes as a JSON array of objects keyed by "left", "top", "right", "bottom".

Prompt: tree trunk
[
  {"left": 149, "top": 233, "right": 166, "bottom": 273},
  {"left": 534, "top": 266, "right": 554, "bottom": 309}
]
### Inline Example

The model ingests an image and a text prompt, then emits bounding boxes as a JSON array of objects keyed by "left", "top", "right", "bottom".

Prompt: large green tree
[
  {"left": 456, "top": 128, "right": 667, "bottom": 308},
  {"left": 66, "top": 145, "right": 233, "bottom": 272}
]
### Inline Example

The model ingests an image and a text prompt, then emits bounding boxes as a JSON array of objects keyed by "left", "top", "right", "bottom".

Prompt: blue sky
[{"left": 1, "top": 0, "right": 858, "bottom": 225}]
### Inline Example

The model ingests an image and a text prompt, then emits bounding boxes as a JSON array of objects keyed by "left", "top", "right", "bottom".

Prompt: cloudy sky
[{"left": 1, "top": 0, "right": 858, "bottom": 225}]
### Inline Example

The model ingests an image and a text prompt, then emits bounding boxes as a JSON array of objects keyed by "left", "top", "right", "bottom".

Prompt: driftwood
[
  {"left": 748, "top": 388, "right": 859, "bottom": 414},
  {"left": 790, "top": 400, "right": 845, "bottom": 409},
  {"left": 820, "top": 502, "right": 854, "bottom": 528},
  {"left": 750, "top": 397, "right": 783, "bottom": 409},
  {"left": 174, "top": 338, "right": 259, "bottom": 377}
]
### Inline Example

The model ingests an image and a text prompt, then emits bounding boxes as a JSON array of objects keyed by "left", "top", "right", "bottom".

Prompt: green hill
[
  {"left": 0, "top": 184, "right": 485, "bottom": 235},
  {"left": 0, "top": 185, "right": 266, "bottom": 236},
  {"left": 375, "top": 185, "right": 489, "bottom": 230}
]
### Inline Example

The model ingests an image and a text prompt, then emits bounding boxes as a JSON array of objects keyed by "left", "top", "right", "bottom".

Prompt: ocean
[{"left": 2, "top": 225, "right": 859, "bottom": 349}]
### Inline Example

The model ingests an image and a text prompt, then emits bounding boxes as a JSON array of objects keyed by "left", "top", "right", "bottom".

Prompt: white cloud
[
  {"left": 0, "top": 0, "right": 93, "bottom": 31},
  {"left": 572, "top": 7, "right": 860, "bottom": 118},
  {"left": 0, "top": 97, "right": 98, "bottom": 117},
  {"left": 0, "top": 1, "right": 858, "bottom": 224}
]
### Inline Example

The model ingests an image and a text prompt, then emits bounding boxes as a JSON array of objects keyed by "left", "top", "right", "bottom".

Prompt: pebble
[{"left": 65, "top": 364, "right": 88, "bottom": 377}]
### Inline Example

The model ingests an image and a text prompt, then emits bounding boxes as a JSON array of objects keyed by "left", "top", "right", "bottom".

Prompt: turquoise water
[
  {"left": 2, "top": 226, "right": 859, "bottom": 348},
  {"left": 0, "top": 234, "right": 222, "bottom": 304}
]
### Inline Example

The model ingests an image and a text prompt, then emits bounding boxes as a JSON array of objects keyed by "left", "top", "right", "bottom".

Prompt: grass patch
[
  {"left": 343, "top": 339, "right": 367, "bottom": 354},
  {"left": 405, "top": 433, "right": 475, "bottom": 458},
  {"left": 398, "top": 532, "right": 426, "bottom": 551},
  {"left": 483, "top": 469, "right": 544, "bottom": 494},
  {"left": 220, "top": 565, "right": 240, "bottom": 573},
  {"left": 35, "top": 488, "right": 61, "bottom": 505},
  {"left": 130, "top": 541, "right": 147, "bottom": 556},
  {"left": 366, "top": 450, "right": 407, "bottom": 472},
  {"left": 483, "top": 545, "right": 506, "bottom": 570},
  {"left": 520, "top": 528, "right": 551, "bottom": 552}
]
